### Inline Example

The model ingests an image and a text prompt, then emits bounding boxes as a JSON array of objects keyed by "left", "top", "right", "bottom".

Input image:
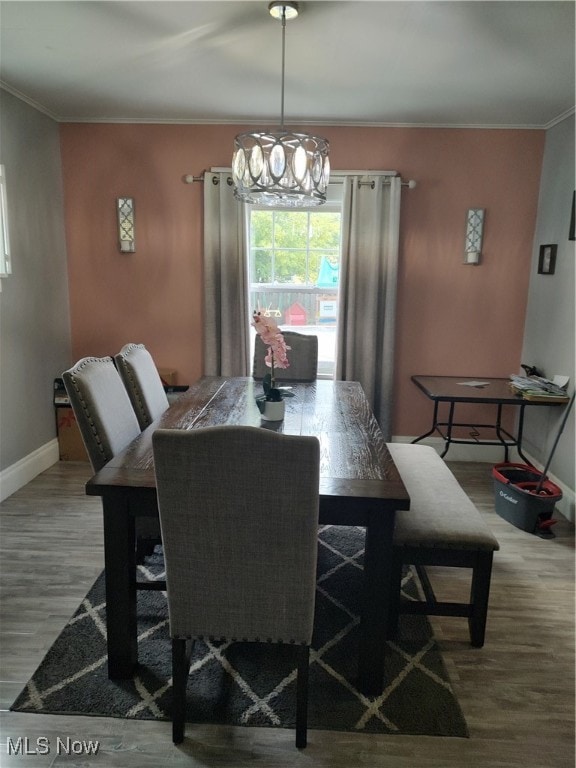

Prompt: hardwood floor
[{"left": 0, "top": 460, "right": 574, "bottom": 767}]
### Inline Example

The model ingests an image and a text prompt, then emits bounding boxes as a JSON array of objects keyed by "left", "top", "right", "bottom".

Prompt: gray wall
[
  {"left": 521, "top": 114, "right": 575, "bottom": 496},
  {"left": 0, "top": 90, "right": 71, "bottom": 470}
]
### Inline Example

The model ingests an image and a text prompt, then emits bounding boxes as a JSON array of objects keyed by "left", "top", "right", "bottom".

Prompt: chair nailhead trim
[{"left": 175, "top": 634, "right": 305, "bottom": 644}]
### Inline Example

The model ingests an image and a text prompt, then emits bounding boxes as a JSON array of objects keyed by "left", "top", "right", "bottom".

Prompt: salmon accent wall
[{"left": 59, "top": 123, "right": 544, "bottom": 437}]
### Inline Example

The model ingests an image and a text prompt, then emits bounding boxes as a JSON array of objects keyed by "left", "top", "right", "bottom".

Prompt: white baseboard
[
  {"left": 516, "top": 455, "right": 575, "bottom": 524},
  {"left": 0, "top": 439, "right": 60, "bottom": 503},
  {"left": 391, "top": 435, "right": 518, "bottom": 463},
  {"left": 392, "top": 435, "right": 575, "bottom": 524}
]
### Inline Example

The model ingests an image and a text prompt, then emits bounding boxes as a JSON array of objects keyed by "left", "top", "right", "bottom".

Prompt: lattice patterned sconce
[
  {"left": 117, "top": 198, "right": 135, "bottom": 253},
  {"left": 464, "top": 208, "right": 484, "bottom": 265}
]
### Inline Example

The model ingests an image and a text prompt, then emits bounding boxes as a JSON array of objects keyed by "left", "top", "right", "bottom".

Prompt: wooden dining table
[{"left": 86, "top": 376, "right": 410, "bottom": 696}]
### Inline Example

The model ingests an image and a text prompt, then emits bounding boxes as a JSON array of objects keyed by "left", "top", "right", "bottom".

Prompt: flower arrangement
[{"left": 252, "top": 311, "right": 294, "bottom": 407}]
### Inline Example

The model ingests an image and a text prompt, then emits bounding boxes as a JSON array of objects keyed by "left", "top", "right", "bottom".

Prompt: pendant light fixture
[{"left": 232, "top": 1, "right": 330, "bottom": 207}]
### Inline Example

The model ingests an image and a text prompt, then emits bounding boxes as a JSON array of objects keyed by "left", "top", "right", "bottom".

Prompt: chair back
[
  {"left": 63, "top": 356, "right": 141, "bottom": 472},
  {"left": 153, "top": 426, "right": 320, "bottom": 643},
  {"left": 252, "top": 331, "right": 318, "bottom": 382},
  {"left": 115, "top": 343, "right": 169, "bottom": 429}
]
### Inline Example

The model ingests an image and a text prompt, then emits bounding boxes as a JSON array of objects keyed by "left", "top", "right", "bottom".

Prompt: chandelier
[{"left": 232, "top": 1, "right": 330, "bottom": 207}]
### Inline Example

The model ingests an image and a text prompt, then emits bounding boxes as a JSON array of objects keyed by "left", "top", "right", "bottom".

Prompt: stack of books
[{"left": 509, "top": 375, "right": 570, "bottom": 403}]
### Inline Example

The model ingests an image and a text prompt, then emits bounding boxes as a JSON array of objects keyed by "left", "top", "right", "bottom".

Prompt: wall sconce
[
  {"left": 117, "top": 197, "right": 135, "bottom": 253},
  {"left": 464, "top": 208, "right": 484, "bottom": 265}
]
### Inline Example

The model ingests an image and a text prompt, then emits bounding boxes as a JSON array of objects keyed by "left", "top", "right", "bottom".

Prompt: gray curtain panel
[
  {"left": 203, "top": 172, "right": 250, "bottom": 377},
  {"left": 336, "top": 175, "right": 401, "bottom": 439}
]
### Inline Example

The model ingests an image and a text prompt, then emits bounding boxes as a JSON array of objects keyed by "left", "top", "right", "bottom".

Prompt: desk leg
[
  {"left": 515, "top": 403, "right": 530, "bottom": 464},
  {"left": 494, "top": 403, "right": 509, "bottom": 462},
  {"left": 103, "top": 495, "right": 137, "bottom": 679},
  {"left": 440, "top": 401, "right": 456, "bottom": 458},
  {"left": 412, "top": 401, "right": 440, "bottom": 445},
  {"left": 358, "top": 510, "right": 396, "bottom": 696}
]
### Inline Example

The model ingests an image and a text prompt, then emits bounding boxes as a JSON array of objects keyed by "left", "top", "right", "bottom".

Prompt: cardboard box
[
  {"left": 56, "top": 407, "right": 89, "bottom": 462},
  {"left": 157, "top": 367, "right": 177, "bottom": 386}
]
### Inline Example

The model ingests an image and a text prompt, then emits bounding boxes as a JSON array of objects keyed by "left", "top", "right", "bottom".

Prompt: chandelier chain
[{"left": 280, "top": 7, "right": 286, "bottom": 129}]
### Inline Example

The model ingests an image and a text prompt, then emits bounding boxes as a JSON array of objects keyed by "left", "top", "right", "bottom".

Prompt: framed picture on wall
[
  {"left": 538, "top": 244, "right": 557, "bottom": 275},
  {"left": 569, "top": 190, "right": 575, "bottom": 241}
]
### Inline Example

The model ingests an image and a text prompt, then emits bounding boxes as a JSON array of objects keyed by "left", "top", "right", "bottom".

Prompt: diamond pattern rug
[{"left": 11, "top": 526, "right": 468, "bottom": 737}]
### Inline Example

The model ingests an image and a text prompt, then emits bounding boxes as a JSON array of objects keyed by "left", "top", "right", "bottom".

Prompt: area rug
[{"left": 11, "top": 526, "right": 468, "bottom": 737}]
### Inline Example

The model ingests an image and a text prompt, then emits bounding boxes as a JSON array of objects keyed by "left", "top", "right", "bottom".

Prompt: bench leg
[
  {"left": 469, "top": 551, "right": 494, "bottom": 647},
  {"left": 387, "top": 552, "right": 404, "bottom": 639},
  {"left": 295, "top": 645, "right": 310, "bottom": 749}
]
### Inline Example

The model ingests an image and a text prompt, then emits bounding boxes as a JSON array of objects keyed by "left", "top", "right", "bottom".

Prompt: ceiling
[{"left": 0, "top": 1, "right": 574, "bottom": 128}]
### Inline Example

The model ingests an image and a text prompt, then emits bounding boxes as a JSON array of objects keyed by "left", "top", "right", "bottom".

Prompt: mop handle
[{"left": 535, "top": 390, "right": 575, "bottom": 493}]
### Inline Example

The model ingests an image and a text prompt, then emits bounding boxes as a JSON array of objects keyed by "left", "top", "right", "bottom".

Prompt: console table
[{"left": 411, "top": 375, "right": 565, "bottom": 462}]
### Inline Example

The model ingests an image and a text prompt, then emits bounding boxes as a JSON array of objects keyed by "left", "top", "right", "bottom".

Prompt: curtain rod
[{"left": 183, "top": 169, "right": 417, "bottom": 188}]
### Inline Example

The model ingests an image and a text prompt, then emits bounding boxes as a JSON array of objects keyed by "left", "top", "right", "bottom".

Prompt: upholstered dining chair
[
  {"left": 62, "top": 356, "right": 162, "bottom": 573},
  {"left": 252, "top": 331, "right": 318, "bottom": 382},
  {"left": 114, "top": 343, "right": 169, "bottom": 430},
  {"left": 152, "top": 425, "right": 320, "bottom": 748}
]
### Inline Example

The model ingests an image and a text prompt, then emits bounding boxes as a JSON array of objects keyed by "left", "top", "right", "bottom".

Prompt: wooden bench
[{"left": 387, "top": 443, "right": 500, "bottom": 647}]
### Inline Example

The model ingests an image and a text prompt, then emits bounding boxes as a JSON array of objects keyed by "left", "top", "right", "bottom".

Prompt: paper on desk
[
  {"left": 458, "top": 380, "right": 490, "bottom": 387},
  {"left": 552, "top": 375, "right": 570, "bottom": 389}
]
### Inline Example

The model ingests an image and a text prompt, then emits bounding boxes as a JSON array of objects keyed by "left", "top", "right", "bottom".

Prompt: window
[
  {"left": 247, "top": 186, "right": 343, "bottom": 378},
  {"left": 0, "top": 165, "right": 11, "bottom": 279}
]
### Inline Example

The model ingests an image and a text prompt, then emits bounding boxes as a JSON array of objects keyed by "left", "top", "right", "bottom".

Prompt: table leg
[
  {"left": 358, "top": 510, "right": 396, "bottom": 696},
  {"left": 494, "top": 403, "right": 509, "bottom": 462},
  {"left": 102, "top": 495, "right": 137, "bottom": 679},
  {"left": 514, "top": 403, "right": 530, "bottom": 464},
  {"left": 412, "top": 401, "right": 440, "bottom": 445},
  {"left": 439, "top": 401, "right": 456, "bottom": 457}
]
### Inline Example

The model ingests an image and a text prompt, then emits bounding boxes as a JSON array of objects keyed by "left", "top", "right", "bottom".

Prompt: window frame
[
  {"left": 245, "top": 186, "right": 344, "bottom": 380},
  {"left": 0, "top": 165, "right": 11, "bottom": 278}
]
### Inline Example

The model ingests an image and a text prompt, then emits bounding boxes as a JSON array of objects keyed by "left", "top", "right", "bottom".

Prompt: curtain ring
[
  {"left": 212, "top": 176, "right": 220, "bottom": 186},
  {"left": 226, "top": 176, "right": 233, "bottom": 187}
]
